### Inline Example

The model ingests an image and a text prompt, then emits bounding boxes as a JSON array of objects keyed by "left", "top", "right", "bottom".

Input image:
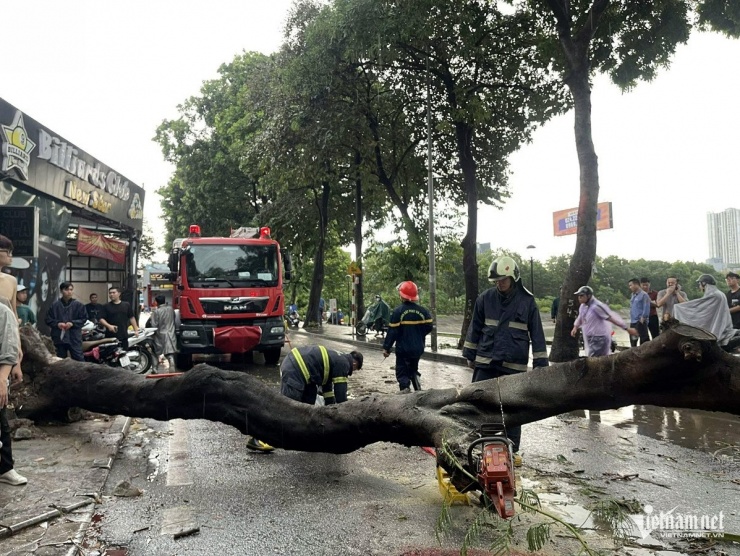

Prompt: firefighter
[
  {"left": 382, "top": 281, "right": 434, "bottom": 393},
  {"left": 246, "top": 346, "right": 364, "bottom": 452},
  {"left": 463, "top": 256, "right": 549, "bottom": 467}
]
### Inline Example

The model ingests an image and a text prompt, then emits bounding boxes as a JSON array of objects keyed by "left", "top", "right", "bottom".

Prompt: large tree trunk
[
  {"left": 19, "top": 320, "right": 738, "bottom": 492},
  {"left": 354, "top": 156, "right": 365, "bottom": 323},
  {"left": 547, "top": 0, "right": 611, "bottom": 362},
  {"left": 304, "top": 182, "right": 331, "bottom": 327},
  {"left": 456, "top": 121, "right": 479, "bottom": 348}
]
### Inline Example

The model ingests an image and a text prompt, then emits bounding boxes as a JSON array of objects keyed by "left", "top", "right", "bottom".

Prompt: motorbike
[
  {"left": 285, "top": 310, "right": 300, "bottom": 329},
  {"left": 81, "top": 322, "right": 132, "bottom": 370},
  {"left": 355, "top": 309, "right": 388, "bottom": 337},
  {"left": 125, "top": 327, "right": 157, "bottom": 374}
]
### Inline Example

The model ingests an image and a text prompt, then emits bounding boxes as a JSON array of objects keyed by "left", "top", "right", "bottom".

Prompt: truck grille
[{"left": 200, "top": 299, "right": 269, "bottom": 314}]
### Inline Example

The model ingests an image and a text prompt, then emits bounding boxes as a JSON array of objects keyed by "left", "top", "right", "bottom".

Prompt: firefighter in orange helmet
[{"left": 382, "top": 281, "right": 434, "bottom": 393}]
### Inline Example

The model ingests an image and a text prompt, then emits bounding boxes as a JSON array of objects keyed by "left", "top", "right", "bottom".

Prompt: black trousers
[
  {"left": 55, "top": 342, "right": 84, "bottom": 361},
  {"left": 0, "top": 407, "right": 15, "bottom": 474},
  {"left": 395, "top": 355, "right": 421, "bottom": 391},
  {"left": 472, "top": 362, "right": 522, "bottom": 452},
  {"left": 648, "top": 315, "right": 660, "bottom": 340},
  {"left": 630, "top": 321, "right": 650, "bottom": 347}
]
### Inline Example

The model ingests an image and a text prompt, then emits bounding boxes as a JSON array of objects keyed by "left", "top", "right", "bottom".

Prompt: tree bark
[
  {"left": 304, "top": 181, "right": 331, "bottom": 327},
  {"left": 19, "top": 323, "right": 739, "bottom": 490},
  {"left": 547, "top": 0, "right": 611, "bottom": 362},
  {"left": 456, "top": 121, "right": 479, "bottom": 349}
]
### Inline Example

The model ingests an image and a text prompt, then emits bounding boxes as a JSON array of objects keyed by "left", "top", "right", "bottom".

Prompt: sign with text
[
  {"left": 0, "top": 205, "right": 39, "bottom": 257},
  {"left": 553, "top": 201, "right": 613, "bottom": 237}
]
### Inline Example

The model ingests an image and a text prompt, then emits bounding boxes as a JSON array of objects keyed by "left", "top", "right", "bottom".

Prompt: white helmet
[{"left": 488, "top": 256, "right": 520, "bottom": 283}]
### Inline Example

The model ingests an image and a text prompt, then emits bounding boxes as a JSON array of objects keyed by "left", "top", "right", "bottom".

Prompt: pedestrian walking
[
  {"left": 463, "top": 256, "right": 549, "bottom": 467},
  {"left": 382, "top": 282, "right": 434, "bottom": 392},
  {"left": 247, "top": 346, "right": 363, "bottom": 452},
  {"left": 151, "top": 295, "right": 177, "bottom": 372},
  {"left": 571, "top": 286, "right": 635, "bottom": 356},
  {"left": 45, "top": 282, "right": 87, "bottom": 361}
]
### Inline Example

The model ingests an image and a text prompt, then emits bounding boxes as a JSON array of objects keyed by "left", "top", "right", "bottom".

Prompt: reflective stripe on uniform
[
  {"left": 503, "top": 361, "right": 528, "bottom": 371},
  {"left": 291, "top": 346, "right": 331, "bottom": 385},
  {"left": 475, "top": 355, "right": 492, "bottom": 364},
  {"left": 333, "top": 376, "right": 348, "bottom": 384},
  {"left": 291, "top": 347, "right": 311, "bottom": 383},
  {"left": 319, "top": 346, "right": 330, "bottom": 385},
  {"left": 323, "top": 391, "right": 335, "bottom": 398},
  {"left": 484, "top": 319, "right": 499, "bottom": 326},
  {"left": 509, "top": 321, "right": 528, "bottom": 330},
  {"left": 532, "top": 351, "right": 548, "bottom": 359},
  {"left": 463, "top": 341, "right": 477, "bottom": 349}
]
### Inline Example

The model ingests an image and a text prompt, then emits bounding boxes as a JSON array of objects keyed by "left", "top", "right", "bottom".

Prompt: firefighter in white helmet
[{"left": 462, "top": 256, "right": 548, "bottom": 467}]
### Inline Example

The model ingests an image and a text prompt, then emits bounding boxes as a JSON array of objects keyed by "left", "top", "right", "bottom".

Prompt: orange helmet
[{"left": 398, "top": 281, "right": 419, "bottom": 302}]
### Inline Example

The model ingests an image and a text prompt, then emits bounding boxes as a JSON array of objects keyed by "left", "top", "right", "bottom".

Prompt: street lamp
[{"left": 526, "top": 245, "right": 536, "bottom": 297}]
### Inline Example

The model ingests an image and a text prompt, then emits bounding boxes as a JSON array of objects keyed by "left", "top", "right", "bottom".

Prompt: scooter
[
  {"left": 286, "top": 310, "right": 300, "bottom": 329},
  {"left": 355, "top": 309, "right": 388, "bottom": 337},
  {"left": 81, "top": 321, "right": 132, "bottom": 369},
  {"left": 125, "top": 327, "right": 157, "bottom": 374}
]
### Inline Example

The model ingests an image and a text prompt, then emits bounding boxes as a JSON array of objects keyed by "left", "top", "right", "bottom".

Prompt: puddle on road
[
  {"left": 568, "top": 406, "right": 740, "bottom": 452},
  {"left": 519, "top": 477, "right": 594, "bottom": 530}
]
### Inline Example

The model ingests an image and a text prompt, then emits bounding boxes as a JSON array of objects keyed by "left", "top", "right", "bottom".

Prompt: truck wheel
[
  {"left": 356, "top": 322, "right": 367, "bottom": 336},
  {"left": 263, "top": 348, "right": 282, "bottom": 365},
  {"left": 175, "top": 353, "right": 193, "bottom": 371}
]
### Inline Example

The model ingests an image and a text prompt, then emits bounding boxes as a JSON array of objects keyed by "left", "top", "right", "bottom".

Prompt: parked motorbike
[
  {"left": 125, "top": 327, "right": 156, "bottom": 374},
  {"left": 285, "top": 310, "right": 300, "bottom": 329},
  {"left": 355, "top": 309, "right": 388, "bottom": 337},
  {"left": 81, "top": 321, "right": 132, "bottom": 370}
]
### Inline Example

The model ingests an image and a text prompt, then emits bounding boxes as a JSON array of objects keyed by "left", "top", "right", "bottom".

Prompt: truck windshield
[{"left": 186, "top": 244, "right": 279, "bottom": 288}]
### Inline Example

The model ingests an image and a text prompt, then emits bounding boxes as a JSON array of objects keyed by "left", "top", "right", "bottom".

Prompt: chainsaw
[{"left": 465, "top": 424, "right": 517, "bottom": 518}]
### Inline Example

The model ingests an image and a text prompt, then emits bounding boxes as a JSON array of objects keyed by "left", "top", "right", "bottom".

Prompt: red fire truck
[{"left": 166, "top": 225, "right": 291, "bottom": 369}]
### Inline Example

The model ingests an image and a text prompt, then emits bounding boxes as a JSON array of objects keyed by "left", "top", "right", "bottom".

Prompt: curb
[
  {"left": 66, "top": 415, "right": 132, "bottom": 556},
  {"left": 0, "top": 415, "right": 132, "bottom": 549}
]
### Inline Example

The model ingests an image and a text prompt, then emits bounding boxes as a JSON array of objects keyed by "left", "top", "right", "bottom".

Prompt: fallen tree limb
[{"left": 15, "top": 324, "right": 740, "bottom": 475}]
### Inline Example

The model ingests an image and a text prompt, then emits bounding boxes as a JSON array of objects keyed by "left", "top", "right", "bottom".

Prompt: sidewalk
[{"left": 0, "top": 414, "right": 131, "bottom": 555}]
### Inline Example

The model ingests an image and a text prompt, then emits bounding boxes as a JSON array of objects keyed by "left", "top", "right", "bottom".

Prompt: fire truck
[{"left": 166, "top": 225, "right": 292, "bottom": 369}]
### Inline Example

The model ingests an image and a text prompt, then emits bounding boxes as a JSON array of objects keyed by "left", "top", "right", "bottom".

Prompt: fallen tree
[{"left": 16, "top": 323, "right": 740, "bottom": 488}]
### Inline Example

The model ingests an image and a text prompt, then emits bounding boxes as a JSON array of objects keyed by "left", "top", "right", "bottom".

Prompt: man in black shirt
[
  {"left": 726, "top": 272, "right": 740, "bottom": 329},
  {"left": 85, "top": 293, "right": 103, "bottom": 322},
  {"left": 99, "top": 287, "right": 139, "bottom": 348}
]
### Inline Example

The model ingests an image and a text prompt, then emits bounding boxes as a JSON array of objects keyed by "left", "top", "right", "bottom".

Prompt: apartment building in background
[{"left": 707, "top": 208, "right": 740, "bottom": 270}]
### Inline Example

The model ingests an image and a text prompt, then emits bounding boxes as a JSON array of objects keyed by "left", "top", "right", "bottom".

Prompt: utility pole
[{"left": 427, "top": 53, "right": 437, "bottom": 352}]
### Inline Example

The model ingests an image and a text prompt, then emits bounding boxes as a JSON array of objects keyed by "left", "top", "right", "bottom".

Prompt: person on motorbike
[{"left": 367, "top": 294, "right": 391, "bottom": 337}]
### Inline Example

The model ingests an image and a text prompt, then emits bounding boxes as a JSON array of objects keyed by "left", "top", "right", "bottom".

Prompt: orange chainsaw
[{"left": 466, "top": 424, "right": 517, "bottom": 518}]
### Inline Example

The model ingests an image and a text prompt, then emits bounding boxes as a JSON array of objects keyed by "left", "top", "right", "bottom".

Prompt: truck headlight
[
  {"left": 270, "top": 326, "right": 284, "bottom": 334},
  {"left": 182, "top": 330, "right": 199, "bottom": 338}
]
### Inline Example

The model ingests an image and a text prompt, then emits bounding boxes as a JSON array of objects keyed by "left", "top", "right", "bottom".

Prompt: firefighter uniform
[
  {"left": 383, "top": 300, "right": 434, "bottom": 392},
  {"left": 280, "top": 345, "right": 355, "bottom": 404},
  {"left": 462, "top": 281, "right": 548, "bottom": 453}
]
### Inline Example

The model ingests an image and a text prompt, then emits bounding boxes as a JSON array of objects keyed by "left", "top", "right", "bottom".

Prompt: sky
[{"left": 2, "top": 1, "right": 739, "bottom": 265}]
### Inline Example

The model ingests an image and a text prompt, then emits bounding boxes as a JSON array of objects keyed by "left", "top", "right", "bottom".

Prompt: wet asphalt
[{"left": 80, "top": 328, "right": 740, "bottom": 556}]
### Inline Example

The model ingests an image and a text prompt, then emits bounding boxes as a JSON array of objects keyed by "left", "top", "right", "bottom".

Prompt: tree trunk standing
[
  {"left": 16, "top": 324, "right": 740, "bottom": 483},
  {"left": 547, "top": 0, "right": 610, "bottom": 362},
  {"left": 354, "top": 157, "right": 365, "bottom": 320},
  {"left": 304, "top": 182, "right": 331, "bottom": 327},
  {"left": 456, "top": 121, "right": 479, "bottom": 349}
]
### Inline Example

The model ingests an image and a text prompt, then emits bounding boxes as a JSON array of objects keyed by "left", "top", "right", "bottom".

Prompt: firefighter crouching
[
  {"left": 462, "top": 256, "right": 549, "bottom": 467},
  {"left": 247, "top": 346, "right": 364, "bottom": 452}
]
